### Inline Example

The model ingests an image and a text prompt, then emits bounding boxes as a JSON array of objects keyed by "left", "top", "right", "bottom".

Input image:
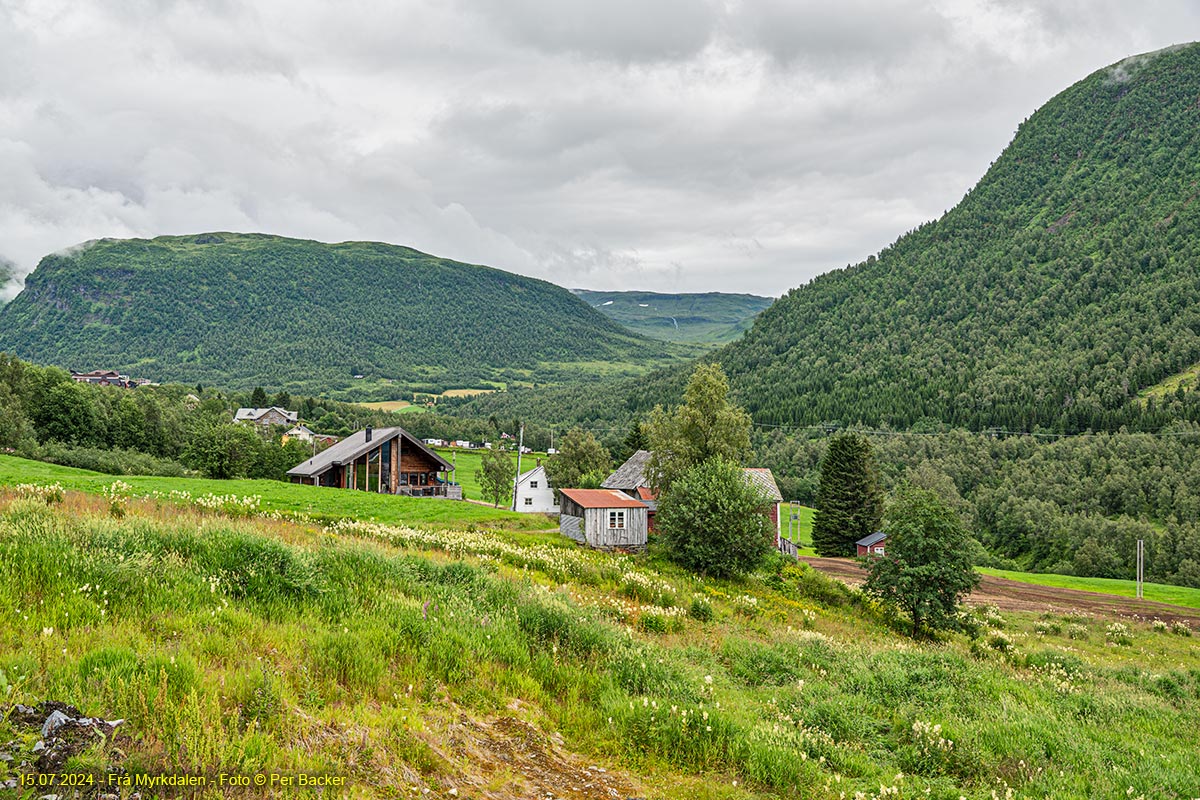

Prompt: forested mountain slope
[
  {"left": 716, "top": 43, "right": 1200, "bottom": 432},
  {"left": 0, "top": 234, "right": 683, "bottom": 396},
  {"left": 571, "top": 289, "right": 772, "bottom": 344},
  {"left": 451, "top": 45, "right": 1200, "bottom": 434}
]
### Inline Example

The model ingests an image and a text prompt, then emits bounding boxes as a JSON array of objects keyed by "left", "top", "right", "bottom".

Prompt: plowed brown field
[{"left": 801, "top": 557, "right": 1200, "bottom": 625}]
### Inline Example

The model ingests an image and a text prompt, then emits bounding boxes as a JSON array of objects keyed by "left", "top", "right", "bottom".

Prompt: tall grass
[{"left": 0, "top": 493, "right": 1197, "bottom": 799}]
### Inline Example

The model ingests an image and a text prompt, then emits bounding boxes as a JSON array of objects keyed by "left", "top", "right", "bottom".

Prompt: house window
[
  {"left": 530, "top": 481, "right": 539, "bottom": 488},
  {"left": 608, "top": 510, "right": 626, "bottom": 529},
  {"left": 524, "top": 497, "right": 533, "bottom": 506}
]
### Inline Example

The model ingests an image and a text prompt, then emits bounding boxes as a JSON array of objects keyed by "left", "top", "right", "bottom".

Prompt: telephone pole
[
  {"left": 1136, "top": 539, "right": 1144, "bottom": 599},
  {"left": 511, "top": 423, "right": 524, "bottom": 512}
]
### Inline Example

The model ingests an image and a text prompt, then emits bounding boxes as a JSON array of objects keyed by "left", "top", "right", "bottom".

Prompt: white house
[
  {"left": 513, "top": 464, "right": 557, "bottom": 513},
  {"left": 282, "top": 424, "right": 316, "bottom": 443}
]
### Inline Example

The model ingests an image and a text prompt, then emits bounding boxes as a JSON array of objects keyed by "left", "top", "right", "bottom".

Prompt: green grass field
[
  {"left": 0, "top": 454, "right": 547, "bottom": 531},
  {"left": 432, "top": 447, "right": 546, "bottom": 508},
  {"left": 978, "top": 566, "right": 1200, "bottom": 610},
  {"left": 780, "top": 503, "right": 817, "bottom": 556},
  {"left": 1, "top": 492, "right": 1197, "bottom": 799}
]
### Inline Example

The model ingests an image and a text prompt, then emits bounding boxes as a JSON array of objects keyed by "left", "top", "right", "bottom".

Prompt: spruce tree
[{"left": 812, "top": 433, "right": 883, "bottom": 556}]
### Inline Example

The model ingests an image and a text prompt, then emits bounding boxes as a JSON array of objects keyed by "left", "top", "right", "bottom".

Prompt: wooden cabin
[
  {"left": 558, "top": 489, "right": 649, "bottom": 550},
  {"left": 286, "top": 426, "right": 462, "bottom": 498}
]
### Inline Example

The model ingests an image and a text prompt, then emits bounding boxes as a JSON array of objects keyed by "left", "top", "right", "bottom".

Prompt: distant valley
[{"left": 571, "top": 289, "right": 772, "bottom": 344}]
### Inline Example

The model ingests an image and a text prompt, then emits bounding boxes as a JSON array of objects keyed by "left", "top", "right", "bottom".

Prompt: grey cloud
[
  {"left": 0, "top": 1, "right": 1198, "bottom": 297},
  {"left": 459, "top": 0, "right": 721, "bottom": 63}
]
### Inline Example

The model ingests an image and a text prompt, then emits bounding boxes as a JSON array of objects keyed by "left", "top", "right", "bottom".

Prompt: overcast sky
[{"left": 1, "top": 1, "right": 1198, "bottom": 298}]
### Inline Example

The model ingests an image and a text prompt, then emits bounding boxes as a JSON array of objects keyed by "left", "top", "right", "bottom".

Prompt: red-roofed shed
[{"left": 558, "top": 489, "right": 649, "bottom": 551}]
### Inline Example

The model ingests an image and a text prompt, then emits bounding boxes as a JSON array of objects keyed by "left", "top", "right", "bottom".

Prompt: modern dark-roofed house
[
  {"left": 856, "top": 532, "right": 888, "bottom": 557},
  {"left": 559, "top": 488, "right": 649, "bottom": 550},
  {"left": 287, "top": 426, "right": 461, "bottom": 498}
]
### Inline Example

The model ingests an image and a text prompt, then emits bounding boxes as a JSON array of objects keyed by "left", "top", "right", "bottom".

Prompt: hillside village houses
[
  {"left": 71, "top": 369, "right": 154, "bottom": 389},
  {"left": 513, "top": 464, "right": 556, "bottom": 513},
  {"left": 234, "top": 406, "right": 299, "bottom": 428},
  {"left": 282, "top": 424, "right": 316, "bottom": 443},
  {"left": 287, "top": 425, "right": 462, "bottom": 498}
]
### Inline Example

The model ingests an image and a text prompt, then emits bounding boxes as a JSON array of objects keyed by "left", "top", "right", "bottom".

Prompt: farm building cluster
[{"left": 269, "top": 420, "right": 787, "bottom": 554}]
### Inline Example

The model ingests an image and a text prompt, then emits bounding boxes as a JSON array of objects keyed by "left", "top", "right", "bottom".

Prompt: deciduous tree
[
  {"left": 476, "top": 443, "right": 514, "bottom": 508},
  {"left": 645, "top": 363, "right": 751, "bottom": 493},
  {"left": 862, "top": 486, "right": 980, "bottom": 637},
  {"left": 657, "top": 458, "right": 773, "bottom": 578},
  {"left": 545, "top": 428, "right": 611, "bottom": 493}
]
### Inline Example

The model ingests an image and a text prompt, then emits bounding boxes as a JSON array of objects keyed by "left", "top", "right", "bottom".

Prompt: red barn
[{"left": 856, "top": 532, "right": 888, "bottom": 557}]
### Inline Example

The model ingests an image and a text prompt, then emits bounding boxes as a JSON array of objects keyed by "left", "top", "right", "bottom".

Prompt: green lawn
[
  {"left": 780, "top": 503, "right": 817, "bottom": 555},
  {"left": 978, "top": 566, "right": 1200, "bottom": 610},
  {"left": 432, "top": 446, "right": 546, "bottom": 508},
  {"left": 0, "top": 454, "right": 548, "bottom": 531}
]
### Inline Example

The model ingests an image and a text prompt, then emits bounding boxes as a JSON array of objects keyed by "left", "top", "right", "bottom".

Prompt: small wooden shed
[
  {"left": 856, "top": 531, "right": 888, "bottom": 557},
  {"left": 558, "top": 489, "right": 649, "bottom": 551}
]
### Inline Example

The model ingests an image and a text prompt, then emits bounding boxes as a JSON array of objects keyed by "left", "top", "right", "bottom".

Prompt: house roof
[
  {"left": 743, "top": 468, "right": 783, "bottom": 502},
  {"left": 856, "top": 531, "right": 888, "bottom": 548},
  {"left": 635, "top": 486, "right": 658, "bottom": 501},
  {"left": 601, "top": 450, "right": 652, "bottom": 490},
  {"left": 284, "top": 425, "right": 315, "bottom": 435},
  {"left": 235, "top": 406, "right": 298, "bottom": 423},
  {"left": 516, "top": 465, "right": 547, "bottom": 487},
  {"left": 559, "top": 488, "right": 648, "bottom": 509},
  {"left": 602, "top": 452, "right": 783, "bottom": 503},
  {"left": 287, "top": 427, "right": 451, "bottom": 478}
]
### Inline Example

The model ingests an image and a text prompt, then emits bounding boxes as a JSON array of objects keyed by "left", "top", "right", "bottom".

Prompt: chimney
[{"left": 365, "top": 426, "right": 373, "bottom": 442}]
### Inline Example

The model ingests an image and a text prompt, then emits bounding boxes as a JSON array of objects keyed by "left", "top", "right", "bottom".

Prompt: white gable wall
[{"left": 515, "top": 465, "right": 557, "bottom": 513}]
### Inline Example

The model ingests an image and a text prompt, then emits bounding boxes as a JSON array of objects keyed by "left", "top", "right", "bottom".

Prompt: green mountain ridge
[
  {"left": 455, "top": 43, "right": 1200, "bottom": 434},
  {"left": 0, "top": 233, "right": 693, "bottom": 397},
  {"left": 571, "top": 289, "right": 773, "bottom": 344}
]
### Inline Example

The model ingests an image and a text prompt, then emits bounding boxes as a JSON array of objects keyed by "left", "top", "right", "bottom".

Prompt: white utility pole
[
  {"left": 1136, "top": 539, "right": 1144, "bottom": 599},
  {"left": 511, "top": 423, "right": 524, "bottom": 511}
]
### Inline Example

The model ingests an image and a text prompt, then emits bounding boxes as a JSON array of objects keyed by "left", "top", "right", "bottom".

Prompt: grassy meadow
[
  {"left": 430, "top": 447, "right": 548, "bottom": 508},
  {"left": 0, "top": 454, "right": 548, "bottom": 532},
  {"left": 0, "top": 484, "right": 1197, "bottom": 799},
  {"left": 780, "top": 503, "right": 816, "bottom": 555}
]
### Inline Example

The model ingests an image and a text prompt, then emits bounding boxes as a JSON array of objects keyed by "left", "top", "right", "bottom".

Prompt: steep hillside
[
  {"left": 2, "top": 483, "right": 1198, "bottom": 799},
  {"left": 0, "top": 234, "right": 686, "bottom": 396},
  {"left": 714, "top": 43, "right": 1200, "bottom": 432},
  {"left": 572, "top": 289, "right": 772, "bottom": 344}
]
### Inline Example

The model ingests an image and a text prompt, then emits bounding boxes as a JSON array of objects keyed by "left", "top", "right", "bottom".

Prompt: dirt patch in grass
[
  {"left": 428, "top": 709, "right": 643, "bottom": 800},
  {"left": 802, "top": 557, "right": 1200, "bottom": 625}
]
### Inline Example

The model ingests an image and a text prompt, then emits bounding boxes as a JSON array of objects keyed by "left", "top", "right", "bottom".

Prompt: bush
[
  {"left": 656, "top": 458, "right": 774, "bottom": 578},
  {"left": 24, "top": 441, "right": 190, "bottom": 477},
  {"left": 689, "top": 596, "right": 714, "bottom": 622}
]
